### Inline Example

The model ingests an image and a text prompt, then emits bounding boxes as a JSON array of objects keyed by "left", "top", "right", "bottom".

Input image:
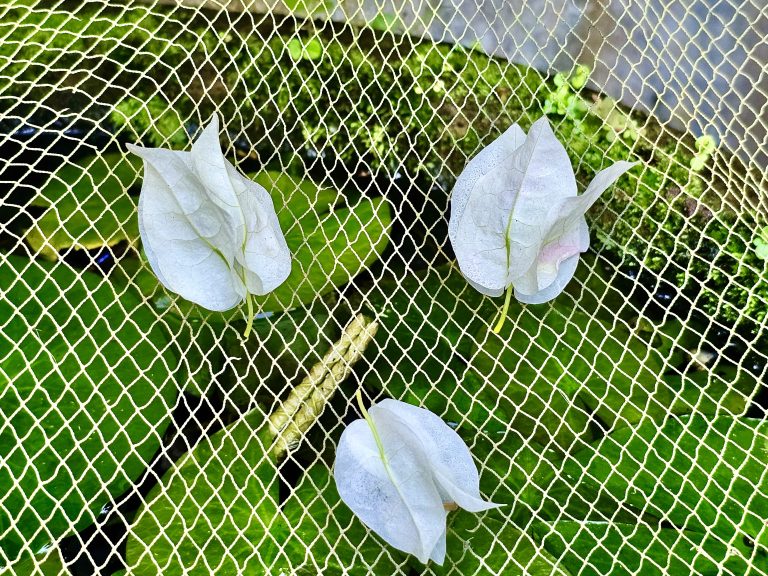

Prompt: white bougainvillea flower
[
  {"left": 128, "top": 116, "right": 290, "bottom": 335},
  {"left": 334, "top": 394, "right": 501, "bottom": 565},
  {"left": 448, "top": 116, "right": 637, "bottom": 331}
]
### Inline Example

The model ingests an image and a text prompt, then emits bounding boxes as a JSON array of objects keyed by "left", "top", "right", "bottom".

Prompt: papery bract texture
[
  {"left": 128, "top": 116, "right": 290, "bottom": 311},
  {"left": 334, "top": 399, "right": 500, "bottom": 564},
  {"left": 448, "top": 116, "right": 636, "bottom": 303}
]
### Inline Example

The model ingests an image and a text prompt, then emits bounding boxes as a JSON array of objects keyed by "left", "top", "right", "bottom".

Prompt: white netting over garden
[{"left": 0, "top": 0, "right": 766, "bottom": 574}]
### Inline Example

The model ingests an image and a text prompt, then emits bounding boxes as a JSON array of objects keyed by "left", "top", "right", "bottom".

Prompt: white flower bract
[
  {"left": 448, "top": 116, "right": 636, "bottom": 305},
  {"left": 334, "top": 398, "right": 500, "bottom": 564},
  {"left": 128, "top": 116, "right": 291, "bottom": 312}
]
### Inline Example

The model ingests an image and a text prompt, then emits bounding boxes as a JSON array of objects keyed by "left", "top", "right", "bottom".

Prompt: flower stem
[
  {"left": 243, "top": 292, "right": 254, "bottom": 339},
  {"left": 492, "top": 285, "right": 513, "bottom": 334},
  {"left": 356, "top": 390, "right": 388, "bottom": 466}
]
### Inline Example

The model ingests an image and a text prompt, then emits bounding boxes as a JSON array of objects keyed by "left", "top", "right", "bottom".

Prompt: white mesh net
[{"left": 1, "top": 0, "right": 767, "bottom": 574}]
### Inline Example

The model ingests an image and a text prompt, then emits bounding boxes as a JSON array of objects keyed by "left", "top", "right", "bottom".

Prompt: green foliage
[
  {"left": 0, "top": 256, "right": 176, "bottom": 565},
  {"left": 5, "top": 1, "right": 766, "bottom": 328},
  {"left": 360, "top": 259, "right": 762, "bottom": 568},
  {"left": 258, "top": 195, "right": 392, "bottom": 312},
  {"left": 471, "top": 300, "right": 757, "bottom": 452},
  {"left": 543, "top": 69, "right": 588, "bottom": 118},
  {"left": 126, "top": 414, "right": 278, "bottom": 575},
  {"left": 287, "top": 36, "right": 324, "bottom": 61},
  {"left": 24, "top": 154, "right": 142, "bottom": 259},
  {"left": 0, "top": 548, "right": 68, "bottom": 575},
  {"left": 433, "top": 514, "right": 566, "bottom": 575},
  {"left": 110, "top": 96, "right": 188, "bottom": 147},
  {"left": 563, "top": 416, "right": 768, "bottom": 565},
  {"left": 753, "top": 226, "right": 768, "bottom": 261},
  {"left": 357, "top": 264, "right": 501, "bottom": 433},
  {"left": 220, "top": 301, "right": 337, "bottom": 408},
  {"left": 126, "top": 415, "right": 404, "bottom": 574},
  {"left": 690, "top": 134, "right": 717, "bottom": 172},
  {"left": 534, "top": 522, "right": 755, "bottom": 576}
]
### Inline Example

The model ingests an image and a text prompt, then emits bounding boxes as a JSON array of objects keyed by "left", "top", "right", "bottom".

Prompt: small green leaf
[
  {"left": 563, "top": 416, "right": 768, "bottom": 554},
  {"left": 534, "top": 521, "right": 760, "bottom": 576},
  {"left": 0, "top": 255, "right": 176, "bottom": 564},
  {"left": 753, "top": 227, "right": 768, "bottom": 261},
  {"left": 286, "top": 37, "right": 323, "bottom": 61},
  {"left": 24, "top": 154, "right": 142, "bottom": 259}
]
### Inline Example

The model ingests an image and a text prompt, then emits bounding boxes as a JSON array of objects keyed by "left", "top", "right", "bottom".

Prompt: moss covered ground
[{"left": 2, "top": 0, "right": 766, "bottom": 336}]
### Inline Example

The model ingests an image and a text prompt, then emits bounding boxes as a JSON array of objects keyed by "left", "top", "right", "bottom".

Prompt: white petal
[
  {"left": 225, "top": 163, "right": 291, "bottom": 295},
  {"left": 546, "top": 160, "right": 637, "bottom": 244},
  {"left": 190, "top": 116, "right": 243, "bottom": 222},
  {"left": 448, "top": 123, "right": 526, "bottom": 296},
  {"left": 515, "top": 252, "right": 581, "bottom": 304},
  {"left": 129, "top": 144, "right": 244, "bottom": 311},
  {"left": 512, "top": 160, "right": 636, "bottom": 304},
  {"left": 373, "top": 400, "right": 501, "bottom": 513},
  {"left": 334, "top": 418, "right": 447, "bottom": 564},
  {"left": 504, "top": 116, "right": 577, "bottom": 284},
  {"left": 513, "top": 218, "right": 586, "bottom": 298}
]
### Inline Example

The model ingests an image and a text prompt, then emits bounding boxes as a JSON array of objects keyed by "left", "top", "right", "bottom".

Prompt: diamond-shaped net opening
[{"left": 1, "top": 0, "right": 766, "bottom": 574}]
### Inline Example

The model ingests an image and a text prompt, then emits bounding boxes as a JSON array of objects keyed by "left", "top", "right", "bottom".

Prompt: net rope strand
[{"left": 0, "top": 0, "right": 766, "bottom": 574}]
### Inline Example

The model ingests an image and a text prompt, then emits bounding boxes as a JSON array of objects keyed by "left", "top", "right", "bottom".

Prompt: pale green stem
[
  {"left": 268, "top": 315, "right": 378, "bottom": 459},
  {"left": 492, "top": 284, "right": 513, "bottom": 334},
  {"left": 356, "top": 390, "right": 389, "bottom": 468},
  {"left": 243, "top": 292, "right": 254, "bottom": 339}
]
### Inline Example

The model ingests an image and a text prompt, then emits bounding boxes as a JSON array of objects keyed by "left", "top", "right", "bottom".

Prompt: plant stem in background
[{"left": 269, "top": 314, "right": 378, "bottom": 458}]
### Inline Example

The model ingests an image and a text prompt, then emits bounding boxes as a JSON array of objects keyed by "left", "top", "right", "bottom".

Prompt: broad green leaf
[
  {"left": 220, "top": 301, "right": 337, "bottom": 407},
  {"left": 0, "top": 255, "right": 176, "bottom": 565},
  {"left": 359, "top": 264, "right": 501, "bottom": 433},
  {"left": 666, "top": 366, "right": 758, "bottom": 417},
  {"left": 363, "top": 263, "right": 495, "bottom": 359},
  {"left": 471, "top": 303, "right": 608, "bottom": 452},
  {"left": 0, "top": 548, "right": 68, "bottom": 575},
  {"left": 471, "top": 300, "right": 734, "bottom": 450},
  {"left": 24, "top": 154, "right": 143, "bottom": 259},
  {"left": 534, "top": 521, "right": 762, "bottom": 576},
  {"left": 250, "top": 171, "right": 340, "bottom": 232},
  {"left": 126, "top": 414, "right": 278, "bottom": 575},
  {"left": 563, "top": 416, "right": 768, "bottom": 554},
  {"left": 470, "top": 434, "right": 565, "bottom": 525},
  {"left": 286, "top": 36, "right": 324, "bottom": 61},
  {"left": 431, "top": 514, "right": 567, "bottom": 575},
  {"left": 256, "top": 196, "right": 392, "bottom": 311},
  {"left": 279, "top": 462, "right": 406, "bottom": 574},
  {"left": 127, "top": 421, "right": 404, "bottom": 574}
]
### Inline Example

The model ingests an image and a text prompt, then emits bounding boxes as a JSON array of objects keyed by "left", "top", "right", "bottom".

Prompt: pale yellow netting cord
[{"left": 0, "top": 0, "right": 766, "bottom": 575}]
